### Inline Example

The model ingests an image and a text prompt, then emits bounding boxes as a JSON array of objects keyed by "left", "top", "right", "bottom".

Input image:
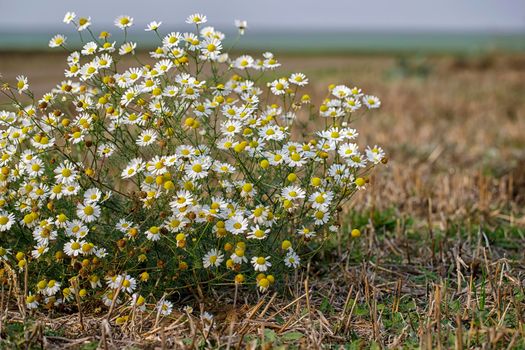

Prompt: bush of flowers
[{"left": 0, "top": 13, "right": 385, "bottom": 314}]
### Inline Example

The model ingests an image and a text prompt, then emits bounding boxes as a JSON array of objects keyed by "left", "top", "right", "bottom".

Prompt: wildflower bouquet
[{"left": 0, "top": 13, "right": 385, "bottom": 313}]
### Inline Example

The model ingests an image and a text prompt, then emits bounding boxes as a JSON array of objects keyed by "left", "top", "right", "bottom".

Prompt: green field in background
[{"left": 1, "top": 30, "right": 524, "bottom": 53}]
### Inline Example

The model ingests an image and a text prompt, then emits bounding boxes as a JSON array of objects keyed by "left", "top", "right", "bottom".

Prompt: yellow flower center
[{"left": 83, "top": 206, "right": 94, "bottom": 215}]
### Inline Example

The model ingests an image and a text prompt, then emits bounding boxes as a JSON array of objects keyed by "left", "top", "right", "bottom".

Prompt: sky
[{"left": 0, "top": 0, "right": 524, "bottom": 32}]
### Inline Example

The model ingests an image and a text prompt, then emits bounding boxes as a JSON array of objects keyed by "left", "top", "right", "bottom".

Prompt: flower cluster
[{"left": 0, "top": 13, "right": 385, "bottom": 314}]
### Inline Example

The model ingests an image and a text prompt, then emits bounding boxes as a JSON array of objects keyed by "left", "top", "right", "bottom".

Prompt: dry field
[{"left": 1, "top": 51, "right": 524, "bottom": 349}]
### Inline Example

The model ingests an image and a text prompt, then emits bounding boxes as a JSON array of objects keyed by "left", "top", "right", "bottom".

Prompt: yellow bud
[
  {"left": 260, "top": 159, "right": 269, "bottom": 169},
  {"left": 140, "top": 271, "right": 149, "bottom": 281},
  {"left": 287, "top": 173, "right": 297, "bottom": 182},
  {"left": 184, "top": 117, "right": 195, "bottom": 127},
  {"left": 235, "top": 274, "right": 244, "bottom": 284},
  {"left": 351, "top": 229, "right": 361, "bottom": 238}
]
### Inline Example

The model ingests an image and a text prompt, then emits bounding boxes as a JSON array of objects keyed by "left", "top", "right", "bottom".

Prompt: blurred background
[{"left": 1, "top": 0, "right": 524, "bottom": 226}]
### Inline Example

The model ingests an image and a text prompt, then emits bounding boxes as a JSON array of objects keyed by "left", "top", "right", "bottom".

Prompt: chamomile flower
[
  {"left": 119, "top": 275, "right": 137, "bottom": 293},
  {"left": 54, "top": 161, "right": 77, "bottom": 184},
  {"left": 203, "top": 249, "right": 224, "bottom": 268},
  {"left": 235, "top": 19, "right": 247, "bottom": 35},
  {"left": 119, "top": 42, "right": 137, "bottom": 55},
  {"left": 77, "top": 17, "right": 91, "bottom": 31},
  {"left": 332, "top": 85, "right": 351, "bottom": 99},
  {"left": 225, "top": 215, "right": 248, "bottom": 235},
  {"left": 76, "top": 202, "right": 101, "bottom": 223},
  {"left": 65, "top": 220, "right": 89, "bottom": 238},
  {"left": 309, "top": 191, "right": 334, "bottom": 210},
  {"left": 136, "top": 129, "right": 158, "bottom": 147},
  {"left": 233, "top": 55, "right": 254, "bottom": 70},
  {"left": 366, "top": 145, "right": 385, "bottom": 164},
  {"left": 49, "top": 34, "right": 66, "bottom": 48},
  {"left": 0, "top": 211, "right": 15, "bottom": 232},
  {"left": 363, "top": 95, "right": 381, "bottom": 109},
  {"left": 16, "top": 75, "right": 28, "bottom": 94},
  {"left": 114, "top": 15, "right": 133, "bottom": 29},
  {"left": 26, "top": 293, "right": 39, "bottom": 309},
  {"left": 247, "top": 225, "right": 270, "bottom": 240},
  {"left": 186, "top": 13, "right": 207, "bottom": 25},
  {"left": 63, "top": 12, "right": 76, "bottom": 24},
  {"left": 81, "top": 41, "right": 97, "bottom": 55},
  {"left": 158, "top": 300, "right": 173, "bottom": 316},
  {"left": 251, "top": 256, "right": 271, "bottom": 272},
  {"left": 45, "top": 280, "right": 61, "bottom": 296},
  {"left": 186, "top": 156, "right": 211, "bottom": 180},
  {"left": 281, "top": 186, "right": 306, "bottom": 201},
  {"left": 284, "top": 250, "right": 300, "bottom": 268},
  {"left": 145, "top": 226, "right": 161, "bottom": 241},
  {"left": 64, "top": 239, "right": 85, "bottom": 257},
  {"left": 270, "top": 78, "right": 289, "bottom": 95},
  {"left": 145, "top": 21, "right": 162, "bottom": 31},
  {"left": 346, "top": 153, "right": 367, "bottom": 168},
  {"left": 289, "top": 73, "right": 308, "bottom": 86},
  {"left": 32, "top": 244, "right": 49, "bottom": 259},
  {"left": 170, "top": 190, "right": 193, "bottom": 209},
  {"left": 84, "top": 188, "right": 102, "bottom": 203},
  {"left": 338, "top": 143, "right": 359, "bottom": 158}
]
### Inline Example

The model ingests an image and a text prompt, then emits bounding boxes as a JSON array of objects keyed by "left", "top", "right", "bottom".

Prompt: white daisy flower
[
  {"left": 119, "top": 42, "right": 137, "bottom": 55},
  {"left": 45, "top": 280, "right": 61, "bottom": 296},
  {"left": 26, "top": 293, "right": 39, "bottom": 309},
  {"left": 76, "top": 203, "right": 101, "bottom": 223},
  {"left": 233, "top": 55, "right": 254, "bottom": 70},
  {"left": 145, "top": 21, "right": 162, "bottom": 31},
  {"left": 54, "top": 161, "right": 77, "bottom": 184},
  {"left": 338, "top": 143, "right": 359, "bottom": 158},
  {"left": 77, "top": 17, "right": 91, "bottom": 31},
  {"left": 114, "top": 15, "right": 133, "bottom": 30},
  {"left": 0, "top": 211, "right": 15, "bottom": 232},
  {"left": 121, "top": 158, "right": 145, "bottom": 179},
  {"left": 16, "top": 75, "right": 28, "bottom": 94},
  {"left": 136, "top": 129, "right": 158, "bottom": 147},
  {"left": 49, "top": 34, "right": 66, "bottom": 48},
  {"left": 366, "top": 145, "right": 385, "bottom": 164},
  {"left": 270, "top": 78, "right": 289, "bottom": 95},
  {"left": 363, "top": 95, "right": 381, "bottom": 109},
  {"left": 64, "top": 239, "right": 85, "bottom": 257},
  {"left": 202, "top": 248, "right": 224, "bottom": 268},
  {"left": 332, "top": 85, "right": 351, "bottom": 99},
  {"left": 225, "top": 215, "right": 248, "bottom": 235},
  {"left": 81, "top": 41, "right": 97, "bottom": 55},
  {"left": 309, "top": 191, "right": 334, "bottom": 210},
  {"left": 247, "top": 225, "right": 270, "bottom": 240},
  {"left": 281, "top": 186, "right": 306, "bottom": 201},
  {"left": 186, "top": 13, "right": 207, "bottom": 25},
  {"left": 284, "top": 250, "right": 301, "bottom": 268},
  {"left": 251, "top": 256, "right": 271, "bottom": 272},
  {"left": 145, "top": 226, "right": 161, "bottom": 241},
  {"left": 234, "top": 19, "right": 247, "bottom": 35},
  {"left": 158, "top": 300, "right": 173, "bottom": 316},
  {"left": 289, "top": 73, "right": 308, "bottom": 86},
  {"left": 63, "top": 11, "right": 76, "bottom": 24},
  {"left": 84, "top": 188, "right": 102, "bottom": 203}
]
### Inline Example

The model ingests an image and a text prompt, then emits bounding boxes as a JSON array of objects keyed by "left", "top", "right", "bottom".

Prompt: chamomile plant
[{"left": 0, "top": 13, "right": 385, "bottom": 313}]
